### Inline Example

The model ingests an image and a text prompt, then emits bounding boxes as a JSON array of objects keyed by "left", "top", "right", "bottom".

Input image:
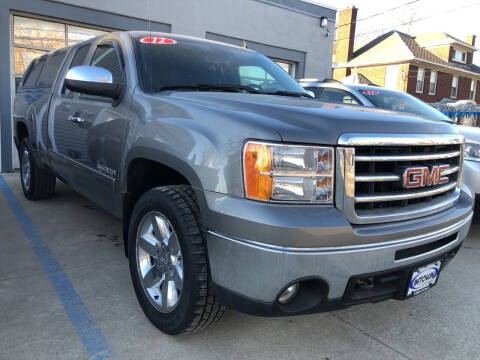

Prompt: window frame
[
  {"left": 416, "top": 67, "right": 425, "bottom": 93},
  {"left": 428, "top": 70, "right": 437, "bottom": 95},
  {"left": 11, "top": 14, "right": 112, "bottom": 90},
  {"left": 470, "top": 79, "right": 477, "bottom": 100},
  {"left": 271, "top": 58, "right": 297, "bottom": 78},
  {"left": 451, "top": 75, "right": 459, "bottom": 99},
  {"left": 453, "top": 49, "right": 467, "bottom": 63}
]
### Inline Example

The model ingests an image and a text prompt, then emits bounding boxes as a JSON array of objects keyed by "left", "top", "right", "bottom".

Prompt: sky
[{"left": 309, "top": 0, "right": 480, "bottom": 64}]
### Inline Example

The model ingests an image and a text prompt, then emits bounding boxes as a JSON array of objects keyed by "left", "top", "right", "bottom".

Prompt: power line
[
  {"left": 334, "top": 2, "right": 480, "bottom": 43},
  {"left": 335, "top": 0, "right": 420, "bottom": 29}
]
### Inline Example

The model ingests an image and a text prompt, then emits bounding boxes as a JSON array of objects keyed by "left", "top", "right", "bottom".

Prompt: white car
[
  {"left": 457, "top": 125, "right": 480, "bottom": 217},
  {"left": 299, "top": 79, "right": 480, "bottom": 221}
]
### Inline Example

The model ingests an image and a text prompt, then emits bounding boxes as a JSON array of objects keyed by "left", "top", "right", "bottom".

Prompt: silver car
[{"left": 300, "top": 79, "right": 480, "bottom": 221}]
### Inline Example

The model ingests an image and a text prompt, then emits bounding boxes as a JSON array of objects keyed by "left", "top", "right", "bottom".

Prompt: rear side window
[
  {"left": 70, "top": 44, "right": 90, "bottom": 69},
  {"left": 37, "top": 50, "right": 68, "bottom": 88},
  {"left": 22, "top": 57, "right": 46, "bottom": 88},
  {"left": 63, "top": 45, "right": 91, "bottom": 95},
  {"left": 90, "top": 45, "right": 122, "bottom": 83},
  {"left": 318, "top": 88, "right": 360, "bottom": 105}
]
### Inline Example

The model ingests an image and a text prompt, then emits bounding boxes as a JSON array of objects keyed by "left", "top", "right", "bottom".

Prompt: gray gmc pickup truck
[{"left": 13, "top": 31, "right": 473, "bottom": 335}]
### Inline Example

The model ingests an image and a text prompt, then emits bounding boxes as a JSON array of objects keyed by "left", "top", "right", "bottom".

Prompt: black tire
[
  {"left": 473, "top": 196, "right": 480, "bottom": 224},
  {"left": 128, "top": 185, "right": 225, "bottom": 335},
  {"left": 19, "top": 138, "right": 56, "bottom": 200}
]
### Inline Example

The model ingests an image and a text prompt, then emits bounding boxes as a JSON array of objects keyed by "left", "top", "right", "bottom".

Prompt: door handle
[{"left": 68, "top": 113, "right": 84, "bottom": 125}]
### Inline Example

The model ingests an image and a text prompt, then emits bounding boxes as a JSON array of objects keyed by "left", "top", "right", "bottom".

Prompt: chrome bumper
[{"left": 206, "top": 212, "right": 472, "bottom": 302}]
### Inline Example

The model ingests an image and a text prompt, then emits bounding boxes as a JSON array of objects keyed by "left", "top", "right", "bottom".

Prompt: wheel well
[
  {"left": 123, "top": 158, "right": 191, "bottom": 257},
  {"left": 16, "top": 122, "right": 28, "bottom": 149}
]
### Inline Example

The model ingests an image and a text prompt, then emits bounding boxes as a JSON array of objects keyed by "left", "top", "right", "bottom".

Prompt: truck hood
[{"left": 166, "top": 92, "right": 456, "bottom": 143}]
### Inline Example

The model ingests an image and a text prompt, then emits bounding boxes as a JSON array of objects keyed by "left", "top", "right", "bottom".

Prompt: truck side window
[
  {"left": 70, "top": 44, "right": 90, "bottom": 69},
  {"left": 37, "top": 50, "right": 67, "bottom": 88},
  {"left": 22, "top": 57, "right": 46, "bottom": 88},
  {"left": 63, "top": 45, "right": 90, "bottom": 95},
  {"left": 318, "top": 88, "right": 360, "bottom": 105},
  {"left": 90, "top": 45, "right": 122, "bottom": 84}
]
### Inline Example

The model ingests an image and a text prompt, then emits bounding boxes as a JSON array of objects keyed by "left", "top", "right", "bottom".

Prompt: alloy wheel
[
  {"left": 136, "top": 211, "right": 184, "bottom": 313},
  {"left": 21, "top": 148, "right": 31, "bottom": 192}
]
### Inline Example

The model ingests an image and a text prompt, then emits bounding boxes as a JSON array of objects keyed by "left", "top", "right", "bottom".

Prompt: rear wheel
[
  {"left": 20, "top": 138, "right": 56, "bottom": 200},
  {"left": 128, "top": 185, "right": 225, "bottom": 334}
]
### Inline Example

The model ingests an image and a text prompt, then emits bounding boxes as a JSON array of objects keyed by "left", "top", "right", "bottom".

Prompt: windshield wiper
[
  {"left": 155, "top": 84, "right": 312, "bottom": 98},
  {"left": 155, "top": 84, "right": 261, "bottom": 94},
  {"left": 262, "top": 90, "right": 314, "bottom": 98}
]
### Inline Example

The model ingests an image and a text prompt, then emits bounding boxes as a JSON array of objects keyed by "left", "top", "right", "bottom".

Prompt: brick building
[{"left": 333, "top": 7, "right": 480, "bottom": 103}]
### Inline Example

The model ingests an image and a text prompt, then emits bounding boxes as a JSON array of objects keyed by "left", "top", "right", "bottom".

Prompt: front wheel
[{"left": 128, "top": 185, "right": 225, "bottom": 335}]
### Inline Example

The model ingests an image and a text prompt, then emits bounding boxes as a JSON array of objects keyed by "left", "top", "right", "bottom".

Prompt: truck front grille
[{"left": 336, "top": 134, "right": 464, "bottom": 224}]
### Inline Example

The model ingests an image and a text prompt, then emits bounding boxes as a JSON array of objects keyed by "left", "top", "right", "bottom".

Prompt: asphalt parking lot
[{"left": 1, "top": 172, "right": 479, "bottom": 360}]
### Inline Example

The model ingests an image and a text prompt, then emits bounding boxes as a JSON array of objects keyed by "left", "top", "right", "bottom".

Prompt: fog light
[{"left": 278, "top": 283, "right": 300, "bottom": 304}]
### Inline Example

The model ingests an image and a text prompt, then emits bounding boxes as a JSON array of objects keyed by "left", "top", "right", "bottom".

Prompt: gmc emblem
[{"left": 403, "top": 165, "right": 450, "bottom": 189}]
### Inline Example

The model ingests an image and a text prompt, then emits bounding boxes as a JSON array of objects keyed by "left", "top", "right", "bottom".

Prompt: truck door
[
  {"left": 49, "top": 44, "right": 91, "bottom": 183},
  {"left": 50, "top": 40, "right": 129, "bottom": 215}
]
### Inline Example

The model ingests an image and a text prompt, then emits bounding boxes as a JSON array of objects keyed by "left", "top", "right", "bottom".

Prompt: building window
[
  {"left": 272, "top": 59, "right": 296, "bottom": 77},
  {"left": 453, "top": 50, "right": 467, "bottom": 63},
  {"left": 416, "top": 67, "right": 425, "bottom": 93},
  {"left": 451, "top": 76, "right": 459, "bottom": 98},
  {"left": 13, "top": 15, "right": 109, "bottom": 81},
  {"left": 11, "top": 14, "right": 111, "bottom": 168},
  {"left": 470, "top": 80, "right": 477, "bottom": 100},
  {"left": 428, "top": 71, "right": 437, "bottom": 95}
]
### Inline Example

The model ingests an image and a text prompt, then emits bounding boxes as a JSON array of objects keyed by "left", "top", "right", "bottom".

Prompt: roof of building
[
  {"left": 343, "top": 30, "right": 480, "bottom": 77},
  {"left": 415, "top": 32, "right": 476, "bottom": 50},
  {"left": 397, "top": 32, "right": 449, "bottom": 65},
  {"left": 352, "top": 30, "right": 448, "bottom": 65}
]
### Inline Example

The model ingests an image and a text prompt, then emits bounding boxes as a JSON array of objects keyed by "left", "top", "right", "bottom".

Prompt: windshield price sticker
[
  {"left": 362, "top": 90, "right": 379, "bottom": 95},
  {"left": 140, "top": 37, "right": 177, "bottom": 45}
]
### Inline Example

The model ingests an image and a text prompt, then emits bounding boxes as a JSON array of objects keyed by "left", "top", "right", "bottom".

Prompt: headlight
[
  {"left": 465, "top": 142, "right": 480, "bottom": 162},
  {"left": 243, "top": 141, "right": 334, "bottom": 203}
]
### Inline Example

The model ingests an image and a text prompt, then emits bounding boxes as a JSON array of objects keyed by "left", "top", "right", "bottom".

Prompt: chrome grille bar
[
  {"left": 441, "top": 166, "right": 459, "bottom": 176},
  {"left": 355, "top": 151, "right": 461, "bottom": 162},
  {"left": 354, "top": 182, "right": 457, "bottom": 203},
  {"left": 336, "top": 134, "right": 465, "bottom": 225},
  {"left": 355, "top": 174, "right": 401, "bottom": 182},
  {"left": 354, "top": 167, "right": 458, "bottom": 183}
]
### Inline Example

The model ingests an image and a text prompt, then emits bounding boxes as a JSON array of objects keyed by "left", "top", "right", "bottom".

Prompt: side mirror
[
  {"left": 306, "top": 90, "right": 315, "bottom": 98},
  {"left": 64, "top": 66, "right": 123, "bottom": 99}
]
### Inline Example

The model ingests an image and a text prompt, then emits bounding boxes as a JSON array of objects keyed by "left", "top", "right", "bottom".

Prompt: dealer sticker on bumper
[{"left": 407, "top": 261, "right": 442, "bottom": 296}]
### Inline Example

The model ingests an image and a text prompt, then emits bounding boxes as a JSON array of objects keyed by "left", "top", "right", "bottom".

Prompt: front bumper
[{"left": 197, "top": 189, "right": 473, "bottom": 314}]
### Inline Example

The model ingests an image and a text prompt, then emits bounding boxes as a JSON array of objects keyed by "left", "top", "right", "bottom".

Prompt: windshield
[
  {"left": 361, "top": 88, "right": 452, "bottom": 121},
  {"left": 134, "top": 35, "right": 307, "bottom": 95}
]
